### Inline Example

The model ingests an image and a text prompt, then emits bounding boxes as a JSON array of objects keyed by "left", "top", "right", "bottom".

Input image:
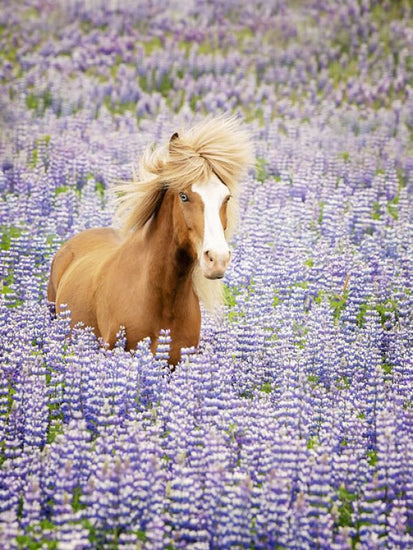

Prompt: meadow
[{"left": 0, "top": 0, "right": 412, "bottom": 548}]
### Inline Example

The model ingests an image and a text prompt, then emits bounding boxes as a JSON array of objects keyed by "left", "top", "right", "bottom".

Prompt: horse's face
[{"left": 176, "top": 173, "right": 231, "bottom": 279}]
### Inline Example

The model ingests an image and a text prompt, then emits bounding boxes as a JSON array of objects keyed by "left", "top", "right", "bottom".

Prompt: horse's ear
[{"left": 169, "top": 132, "right": 179, "bottom": 151}]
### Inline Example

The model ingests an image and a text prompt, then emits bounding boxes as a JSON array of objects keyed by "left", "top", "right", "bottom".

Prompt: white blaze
[{"left": 193, "top": 174, "right": 231, "bottom": 279}]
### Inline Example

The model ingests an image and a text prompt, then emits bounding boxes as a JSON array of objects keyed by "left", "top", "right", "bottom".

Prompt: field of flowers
[{"left": 1, "top": 0, "right": 412, "bottom": 548}]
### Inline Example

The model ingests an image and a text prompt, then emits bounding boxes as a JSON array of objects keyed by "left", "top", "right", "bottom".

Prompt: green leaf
[
  {"left": 1, "top": 225, "right": 24, "bottom": 250},
  {"left": 255, "top": 157, "right": 269, "bottom": 183},
  {"left": 224, "top": 284, "right": 240, "bottom": 308},
  {"left": 305, "top": 258, "right": 314, "bottom": 268},
  {"left": 337, "top": 485, "right": 357, "bottom": 528},
  {"left": 367, "top": 449, "right": 378, "bottom": 467},
  {"left": 259, "top": 382, "right": 272, "bottom": 394}
]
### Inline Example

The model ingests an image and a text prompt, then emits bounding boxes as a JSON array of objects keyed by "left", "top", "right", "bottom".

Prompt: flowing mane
[{"left": 115, "top": 115, "right": 254, "bottom": 311}]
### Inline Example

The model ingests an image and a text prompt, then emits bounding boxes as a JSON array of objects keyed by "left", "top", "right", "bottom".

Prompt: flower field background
[{"left": 1, "top": 0, "right": 412, "bottom": 548}]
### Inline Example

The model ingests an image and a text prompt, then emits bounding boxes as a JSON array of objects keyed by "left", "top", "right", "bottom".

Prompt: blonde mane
[{"left": 114, "top": 115, "right": 254, "bottom": 311}]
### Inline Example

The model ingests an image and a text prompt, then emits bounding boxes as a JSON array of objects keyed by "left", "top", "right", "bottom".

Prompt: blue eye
[{"left": 179, "top": 192, "right": 189, "bottom": 202}]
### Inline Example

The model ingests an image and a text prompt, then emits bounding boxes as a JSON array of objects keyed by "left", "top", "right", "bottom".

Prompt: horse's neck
[{"left": 134, "top": 192, "right": 197, "bottom": 310}]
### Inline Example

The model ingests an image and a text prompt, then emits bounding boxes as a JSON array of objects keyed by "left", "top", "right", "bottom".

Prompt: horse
[{"left": 47, "top": 115, "right": 253, "bottom": 365}]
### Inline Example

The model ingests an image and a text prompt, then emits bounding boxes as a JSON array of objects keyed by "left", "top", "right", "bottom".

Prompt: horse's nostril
[{"left": 205, "top": 250, "right": 213, "bottom": 262}]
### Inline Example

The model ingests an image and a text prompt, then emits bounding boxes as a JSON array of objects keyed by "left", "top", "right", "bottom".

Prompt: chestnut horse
[{"left": 47, "top": 116, "right": 253, "bottom": 364}]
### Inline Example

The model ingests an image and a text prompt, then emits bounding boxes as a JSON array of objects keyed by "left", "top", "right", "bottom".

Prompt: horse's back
[{"left": 47, "top": 227, "right": 121, "bottom": 303}]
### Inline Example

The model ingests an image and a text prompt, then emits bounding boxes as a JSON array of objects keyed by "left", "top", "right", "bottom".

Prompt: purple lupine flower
[
  {"left": 253, "top": 461, "right": 293, "bottom": 548},
  {"left": 54, "top": 521, "right": 91, "bottom": 550},
  {"left": 306, "top": 452, "right": 335, "bottom": 548},
  {"left": 46, "top": 413, "right": 92, "bottom": 497},
  {"left": 0, "top": 1, "right": 412, "bottom": 547},
  {"left": 358, "top": 474, "right": 388, "bottom": 546},
  {"left": 22, "top": 358, "right": 48, "bottom": 449},
  {"left": 20, "top": 475, "right": 42, "bottom": 530},
  {"left": 387, "top": 500, "right": 412, "bottom": 549},
  {"left": 0, "top": 509, "right": 19, "bottom": 549},
  {"left": 210, "top": 471, "right": 254, "bottom": 548}
]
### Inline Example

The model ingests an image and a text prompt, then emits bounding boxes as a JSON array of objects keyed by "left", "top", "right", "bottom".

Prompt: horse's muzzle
[{"left": 201, "top": 249, "right": 231, "bottom": 279}]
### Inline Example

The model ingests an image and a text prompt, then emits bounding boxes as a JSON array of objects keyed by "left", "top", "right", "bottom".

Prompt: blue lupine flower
[{"left": 0, "top": 0, "right": 412, "bottom": 546}]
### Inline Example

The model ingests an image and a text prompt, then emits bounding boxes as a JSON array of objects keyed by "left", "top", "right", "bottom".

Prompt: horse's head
[
  {"left": 174, "top": 173, "right": 232, "bottom": 280},
  {"left": 116, "top": 116, "right": 253, "bottom": 292}
]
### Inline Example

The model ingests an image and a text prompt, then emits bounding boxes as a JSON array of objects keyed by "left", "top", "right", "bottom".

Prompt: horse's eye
[{"left": 179, "top": 192, "right": 189, "bottom": 202}]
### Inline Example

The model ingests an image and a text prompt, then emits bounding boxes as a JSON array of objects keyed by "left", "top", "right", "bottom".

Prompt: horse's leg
[
  {"left": 97, "top": 301, "right": 130, "bottom": 349},
  {"left": 100, "top": 324, "right": 119, "bottom": 349}
]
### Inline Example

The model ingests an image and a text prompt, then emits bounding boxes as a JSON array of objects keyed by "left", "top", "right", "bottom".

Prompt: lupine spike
[{"left": 0, "top": 1, "right": 412, "bottom": 547}]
